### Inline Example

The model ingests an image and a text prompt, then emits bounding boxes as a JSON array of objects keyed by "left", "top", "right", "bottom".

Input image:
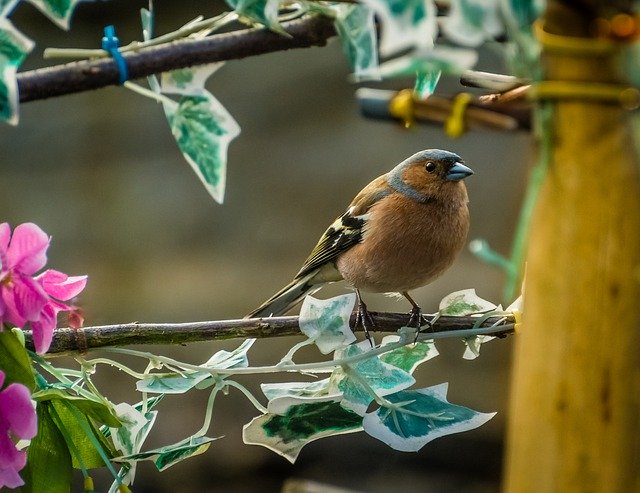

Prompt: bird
[{"left": 247, "top": 149, "right": 473, "bottom": 337}]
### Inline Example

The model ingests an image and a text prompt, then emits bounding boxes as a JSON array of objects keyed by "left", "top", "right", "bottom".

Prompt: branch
[
  {"left": 17, "top": 14, "right": 337, "bottom": 103},
  {"left": 25, "top": 312, "right": 515, "bottom": 355}
]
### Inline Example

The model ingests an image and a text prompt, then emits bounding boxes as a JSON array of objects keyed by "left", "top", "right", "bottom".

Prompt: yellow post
[{"left": 504, "top": 3, "right": 640, "bottom": 492}]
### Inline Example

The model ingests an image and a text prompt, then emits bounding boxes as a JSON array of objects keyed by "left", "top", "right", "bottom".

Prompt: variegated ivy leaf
[
  {"left": 377, "top": 46, "right": 478, "bottom": 86},
  {"left": 438, "top": 288, "right": 497, "bottom": 316},
  {"left": 362, "top": 383, "right": 496, "bottom": 452},
  {"left": 0, "top": 0, "right": 18, "bottom": 17},
  {"left": 462, "top": 334, "right": 495, "bottom": 360},
  {"left": 299, "top": 294, "right": 357, "bottom": 354},
  {"left": 26, "top": 0, "right": 84, "bottom": 30},
  {"left": 225, "top": 0, "right": 284, "bottom": 33},
  {"left": 442, "top": 0, "right": 504, "bottom": 47},
  {"left": 414, "top": 69, "right": 441, "bottom": 99},
  {"left": 333, "top": 3, "right": 380, "bottom": 82},
  {"left": 164, "top": 91, "right": 240, "bottom": 204},
  {"left": 243, "top": 396, "right": 362, "bottom": 463},
  {"left": 161, "top": 63, "right": 224, "bottom": 96},
  {"left": 113, "top": 436, "right": 217, "bottom": 471},
  {"left": 261, "top": 378, "right": 332, "bottom": 401},
  {"left": 136, "top": 339, "right": 254, "bottom": 394},
  {"left": 109, "top": 402, "right": 158, "bottom": 487},
  {"left": 334, "top": 341, "right": 415, "bottom": 416},
  {"left": 0, "top": 19, "right": 34, "bottom": 125},
  {"left": 360, "top": 0, "right": 437, "bottom": 57},
  {"left": 379, "top": 335, "right": 438, "bottom": 374}
]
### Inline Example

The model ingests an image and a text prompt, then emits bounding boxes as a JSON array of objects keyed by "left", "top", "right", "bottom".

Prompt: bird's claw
[
  {"left": 353, "top": 300, "right": 376, "bottom": 347},
  {"left": 410, "top": 309, "right": 435, "bottom": 343}
]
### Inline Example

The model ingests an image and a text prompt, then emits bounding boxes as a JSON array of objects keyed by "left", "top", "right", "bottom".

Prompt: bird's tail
[{"left": 246, "top": 271, "right": 321, "bottom": 318}]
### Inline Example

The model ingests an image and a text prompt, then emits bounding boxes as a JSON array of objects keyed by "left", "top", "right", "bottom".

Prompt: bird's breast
[{"left": 335, "top": 193, "right": 469, "bottom": 293}]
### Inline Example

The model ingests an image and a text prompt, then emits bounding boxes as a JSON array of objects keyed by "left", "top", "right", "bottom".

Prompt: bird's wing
[{"left": 295, "top": 175, "right": 392, "bottom": 279}]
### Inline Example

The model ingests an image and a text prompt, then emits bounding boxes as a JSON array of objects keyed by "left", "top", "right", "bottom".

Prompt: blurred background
[{"left": 1, "top": 1, "right": 532, "bottom": 491}]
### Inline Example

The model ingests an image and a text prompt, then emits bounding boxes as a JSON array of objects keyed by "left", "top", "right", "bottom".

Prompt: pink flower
[
  {"left": 0, "top": 370, "right": 37, "bottom": 489},
  {"left": 0, "top": 223, "right": 87, "bottom": 354}
]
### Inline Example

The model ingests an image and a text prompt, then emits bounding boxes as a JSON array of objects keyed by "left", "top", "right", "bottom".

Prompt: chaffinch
[{"left": 247, "top": 149, "right": 473, "bottom": 334}]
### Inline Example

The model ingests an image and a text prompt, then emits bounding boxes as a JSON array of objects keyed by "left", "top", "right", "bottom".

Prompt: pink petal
[
  {"left": 0, "top": 462, "right": 26, "bottom": 489},
  {"left": 4, "top": 274, "right": 47, "bottom": 324},
  {"left": 0, "top": 383, "right": 36, "bottom": 439},
  {"left": 37, "top": 270, "right": 87, "bottom": 301},
  {"left": 30, "top": 305, "right": 56, "bottom": 354},
  {"left": 6, "top": 223, "right": 49, "bottom": 275},
  {"left": 0, "top": 223, "right": 10, "bottom": 270}
]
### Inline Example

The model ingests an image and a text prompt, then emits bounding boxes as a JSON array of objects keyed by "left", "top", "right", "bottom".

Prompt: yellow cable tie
[
  {"left": 512, "top": 309, "right": 522, "bottom": 333},
  {"left": 533, "top": 20, "right": 621, "bottom": 55},
  {"left": 529, "top": 81, "right": 640, "bottom": 109},
  {"left": 388, "top": 89, "right": 415, "bottom": 128},
  {"left": 445, "top": 92, "right": 473, "bottom": 138},
  {"left": 84, "top": 476, "right": 95, "bottom": 492}
]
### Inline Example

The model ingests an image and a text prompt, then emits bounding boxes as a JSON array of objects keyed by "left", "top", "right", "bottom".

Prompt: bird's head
[{"left": 388, "top": 149, "right": 473, "bottom": 203}]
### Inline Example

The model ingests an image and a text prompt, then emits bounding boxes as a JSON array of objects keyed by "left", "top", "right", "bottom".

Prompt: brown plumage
[{"left": 247, "top": 149, "right": 473, "bottom": 324}]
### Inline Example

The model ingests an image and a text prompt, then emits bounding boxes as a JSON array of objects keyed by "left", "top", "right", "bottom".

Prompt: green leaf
[
  {"left": 362, "top": 383, "right": 496, "bottom": 451},
  {"left": 0, "top": 18, "right": 34, "bottom": 66},
  {"left": 26, "top": 0, "right": 83, "bottom": 30},
  {"left": 442, "top": 0, "right": 503, "bottom": 47},
  {"left": 225, "top": 0, "right": 284, "bottom": 33},
  {"left": 379, "top": 335, "right": 438, "bottom": 374},
  {"left": 0, "top": 0, "right": 19, "bottom": 16},
  {"left": 50, "top": 399, "right": 117, "bottom": 470},
  {"left": 161, "top": 63, "right": 224, "bottom": 96},
  {"left": 335, "top": 341, "right": 415, "bottom": 415},
  {"left": 243, "top": 397, "right": 362, "bottom": 463},
  {"left": 299, "top": 294, "right": 356, "bottom": 354},
  {"left": 136, "top": 372, "right": 211, "bottom": 394},
  {"left": 31, "top": 388, "right": 122, "bottom": 427},
  {"left": 360, "top": 0, "right": 437, "bottom": 57},
  {"left": 164, "top": 92, "right": 240, "bottom": 204},
  {"left": 113, "top": 436, "right": 217, "bottom": 471},
  {"left": 22, "top": 402, "right": 73, "bottom": 493},
  {"left": 438, "top": 288, "right": 497, "bottom": 316},
  {"left": 333, "top": 4, "right": 379, "bottom": 81},
  {"left": 462, "top": 334, "right": 495, "bottom": 360},
  {"left": 204, "top": 338, "right": 254, "bottom": 369},
  {"left": 0, "top": 329, "right": 36, "bottom": 390}
]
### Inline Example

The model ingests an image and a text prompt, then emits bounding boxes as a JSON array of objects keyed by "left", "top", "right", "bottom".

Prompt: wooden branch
[
  {"left": 24, "top": 312, "right": 515, "bottom": 355},
  {"left": 17, "top": 14, "right": 337, "bottom": 103}
]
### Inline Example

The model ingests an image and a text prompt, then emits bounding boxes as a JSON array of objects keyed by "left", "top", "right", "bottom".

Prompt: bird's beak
[{"left": 446, "top": 162, "right": 474, "bottom": 181}]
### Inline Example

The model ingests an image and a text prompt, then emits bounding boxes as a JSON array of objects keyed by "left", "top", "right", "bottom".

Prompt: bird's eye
[{"left": 425, "top": 162, "right": 437, "bottom": 173}]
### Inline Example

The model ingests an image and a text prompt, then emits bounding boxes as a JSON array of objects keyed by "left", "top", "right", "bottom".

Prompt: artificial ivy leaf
[
  {"left": 22, "top": 402, "right": 73, "bottom": 493},
  {"left": 333, "top": 3, "right": 379, "bottom": 81},
  {"left": 0, "top": 329, "right": 36, "bottom": 390},
  {"left": 0, "top": 19, "right": 34, "bottom": 125},
  {"left": 164, "top": 91, "right": 240, "bottom": 204},
  {"left": 225, "top": 0, "right": 284, "bottom": 33},
  {"left": 299, "top": 294, "right": 357, "bottom": 354},
  {"left": 360, "top": 0, "right": 437, "bottom": 57},
  {"left": 377, "top": 46, "right": 478, "bottom": 83},
  {"left": 462, "top": 334, "right": 495, "bottom": 360},
  {"left": 334, "top": 341, "right": 415, "bottom": 415},
  {"left": 136, "top": 371, "right": 212, "bottom": 394},
  {"left": 438, "top": 288, "right": 497, "bottom": 316},
  {"left": 414, "top": 68, "right": 441, "bottom": 99},
  {"left": 32, "top": 388, "right": 122, "bottom": 427},
  {"left": 261, "top": 378, "right": 331, "bottom": 401},
  {"left": 362, "top": 383, "right": 496, "bottom": 451},
  {"left": 108, "top": 402, "right": 158, "bottom": 486},
  {"left": 113, "top": 436, "right": 217, "bottom": 471},
  {"left": 379, "top": 335, "right": 438, "bottom": 374},
  {"left": 243, "top": 397, "right": 362, "bottom": 463},
  {"left": 0, "top": 0, "right": 18, "bottom": 17},
  {"left": 26, "top": 0, "right": 84, "bottom": 30},
  {"left": 442, "top": 0, "right": 504, "bottom": 47},
  {"left": 161, "top": 63, "right": 224, "bottom": 96},
  {"left": 204, "top": 338, "right": 254, "bottom": 369}
]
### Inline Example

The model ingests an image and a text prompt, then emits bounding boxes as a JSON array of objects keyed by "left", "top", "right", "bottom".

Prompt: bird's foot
[{"left": 353, "top": 297, "right": 376, "bottom": 347}]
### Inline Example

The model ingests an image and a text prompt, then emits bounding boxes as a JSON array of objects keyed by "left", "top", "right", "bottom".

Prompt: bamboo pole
[{"left": 504, "top": 2, "right": 640, "bottom": 492}]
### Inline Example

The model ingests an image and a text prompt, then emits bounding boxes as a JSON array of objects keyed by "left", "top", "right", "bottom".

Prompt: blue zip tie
[{"left": 102, "top": 25, "right": 128, "bottom": 85}]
